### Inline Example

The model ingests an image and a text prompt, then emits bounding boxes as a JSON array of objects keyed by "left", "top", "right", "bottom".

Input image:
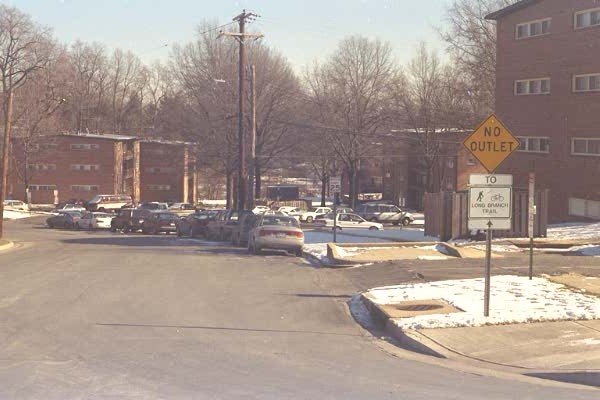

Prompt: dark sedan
[
  {"left": 176, "top": 212, "right": 214, "bottom": 238},
  {"left": 141, "top": 212, "right": 179, "bottom": 234},
  {"left": 46, "top": 211, "right": 83, "bottom": 229}
]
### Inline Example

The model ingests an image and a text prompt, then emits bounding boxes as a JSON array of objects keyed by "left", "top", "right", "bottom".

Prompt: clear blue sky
[{"left": 10, "top": 0, "right": 451, "bottom": 69}]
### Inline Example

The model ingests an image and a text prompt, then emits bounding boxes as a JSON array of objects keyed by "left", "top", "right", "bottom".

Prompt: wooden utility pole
[
  {"left": 0, "top": 88, "right": 14, "bottom": 238},
  {"left": 219, "top": 11, "right": 262, "bottom": 211},
  {"left": 248, "top": 64, "right": 257, "bottom": 209}
]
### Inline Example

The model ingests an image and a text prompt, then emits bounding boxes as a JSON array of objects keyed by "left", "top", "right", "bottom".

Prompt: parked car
[
  {"left": 314, "top": 207, "right": 354, "bottom": 222},
  {"left": 299, "top": 207, "right": 332, "bottom": 223},
  {"left": 205, "top": 209, "right": 241, "bottom": 241},
  {"left": 314, "top": 213, "right": 383, "bottom": 231},
  {"left": 87, "top": 194, "right": 132, "bottom": 212},
  {"left": 46, "top": 211, "right": 82, "bottom": 229},
  {"left": 176, "top": 212, "right": 214, "bottom": 238},
  {"left": 355, "top": 203, "right": 414, "bottom": 226},
  {"left": 76, "top": 212, "right": 113, "bottom": 230},
  {"left": 252, "top": 205, "right": 270, "bottom": 214},
  {"left": 3, "top": 199, "right": 29, "bottom": 211},
  {"left": 247, "top": 215, "right": 304, "bottom": 256},
  {"left": 57, "top": 203, "right": 87, "bottom": 212},
  {"left": 141, "top": 212, "right": 179, "bottom": 234},
  {"left": 138, "top": 201, "right": 169, "bottom": 211},
  {"left": 169, "top": 203, "right": 196, "bottom": 211},
  {"left": 110, "top": 208, "right": 152, "bottom": 232},
  {"left": 230, "top": 211, "right": 258, "bottom": 246}
]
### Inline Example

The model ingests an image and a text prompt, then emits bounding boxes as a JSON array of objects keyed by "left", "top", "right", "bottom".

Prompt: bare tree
[
  {"left": 11, "top": 45, "right": 68, "bottom": 200},
  {"left": 398, "top": 43, "right": 471, "bottom": 194},
  {"left": 306, "top": 36, "right": 398, "bottom": 208},
  {"left": 109, "top": 49, "right": 146, "bottom": 134},
  {"left": 441, "top": 0, "right": 514, "bottom": 113},
  {"left": 0, "top": 4, "right": 52, "bottom": 236}
]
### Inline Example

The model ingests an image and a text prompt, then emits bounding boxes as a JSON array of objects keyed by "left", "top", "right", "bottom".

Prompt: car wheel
[
  {"left": 253, "top": 244, "right": 262, "bottom": 255},
  {"left": 402, "top": 218, "right": 411, "bottom": 226},
  {"left": 48, "top": 223, "right": 53, "bottom": 229},
  {"left": 110, "top": 225, "right": 116, "bottom": 233},
  {"left": 369, "top": 226, "right": 378, "bottom": 231},
  {"left": 392, "top": 221, "right": 400, "bottom": 226},
  {"left": 295, "top": 247, "right": 303, "bottom": 257},
  {"left": 306, "top": 216, "right": 313, "bottom": 223},
  {"left": 98, "top": 207, "right": 106, "bottom": 212}
]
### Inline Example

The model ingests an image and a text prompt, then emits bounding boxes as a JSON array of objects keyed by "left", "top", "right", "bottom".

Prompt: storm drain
[
  {"left": 395, "top": 303, "right": 443, "bottom": 312},
  {"left": 377, "top": 299, "right": 462, "bottom": 319}
]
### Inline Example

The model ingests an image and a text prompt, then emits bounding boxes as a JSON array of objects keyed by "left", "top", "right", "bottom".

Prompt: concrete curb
[{"left": 0, "top": 240, "right": 15, "bottom": 252}]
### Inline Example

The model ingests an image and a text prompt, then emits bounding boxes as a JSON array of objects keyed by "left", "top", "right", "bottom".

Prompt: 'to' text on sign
[{"left": 463, "top": 114, "right": 520, "bottom": 173}]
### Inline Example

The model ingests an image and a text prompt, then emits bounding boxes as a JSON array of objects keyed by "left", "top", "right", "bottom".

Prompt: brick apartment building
[
  {"left": 8, "top": 133, "right": 197, "bottom": 205},
  {"left": 486, "top": 0, "right": 600, "bottom": 221}
]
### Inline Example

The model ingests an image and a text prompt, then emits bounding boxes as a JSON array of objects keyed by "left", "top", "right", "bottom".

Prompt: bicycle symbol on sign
[{"left": 490, "top": 193, "right": 505, "bottom": 202}]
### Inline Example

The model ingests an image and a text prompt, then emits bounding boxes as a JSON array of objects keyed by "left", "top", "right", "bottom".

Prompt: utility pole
[
  {"left": 248, "top": 64, "right": 256, "bottom": 209},
  {"left": 218, "top": 11, "right": 262, "bottom": 211}
]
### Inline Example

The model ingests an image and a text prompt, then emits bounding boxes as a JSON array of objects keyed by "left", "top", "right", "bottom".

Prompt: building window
[
  {"left": 27, "top": 164, "right": 56, "bottom": 171},
  {"left": 516, "top": 18, "right": 551, "bottom": 39},
  {"left": 516, "top": 137, "right": 550, "bottom": 153},
  {"left": 573, "top": 73, "right": 600, "bottom": 92},
  {"left": 515, "top": 78, "right": 550, "bottom": 95},
  {"left": 571, "top": 137, "right": 600, "bottom": 156},
  {"left": 29, "top": 185, "right": 57, "bottom": 191},
  {"left": 71, "top": 185, "right": 99, "bottom": 192},
  {"left": 70, "top": 143, "right": 100, "bottom": 151},
  {"left": 575, "top": 7, "right": 600, "bottom": 29},
  {"left": 71, "top": 164, "right": 100, "bottom": 171},
  {"left": 148, "top": 184, "right": 171, "bottom": 191},
  {"left": 447, "top": 159, "right": 455, "bottom": 169},
  {"left": 146, "top": 167, "right": 176, "bottom": 173},
  {"left": 467, "top": 157, "right": 476, "bottom": 166}
]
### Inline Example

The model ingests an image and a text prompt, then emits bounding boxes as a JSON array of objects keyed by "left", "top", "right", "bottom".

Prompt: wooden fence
[{"left": 425, "top": 189, "right": 549, "bottom": 241}]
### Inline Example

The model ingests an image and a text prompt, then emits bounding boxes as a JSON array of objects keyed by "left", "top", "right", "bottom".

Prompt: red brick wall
[
  {"left": 139, "top": 141, "right": 185, "bottom": 202},
  {"left": 494, "top": 0, "right": 600, "bottom": 221}
]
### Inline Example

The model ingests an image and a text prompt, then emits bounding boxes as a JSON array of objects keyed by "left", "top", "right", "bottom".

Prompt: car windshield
[{"left": 260, "top": 216, "right": 299, "bottom": 227}]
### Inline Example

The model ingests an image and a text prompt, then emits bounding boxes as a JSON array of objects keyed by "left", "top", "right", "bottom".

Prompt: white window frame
[
  {"left": 514, "top": 78, "right": 551, "bottom": 95},
  {"left": 148, "top": 184, "right": 171, "bottom": 191},
  {"left": 70, "top": 143, "right": 100, "bottom": 151},
  {"left": 27, "top": 163, "right": 57, "bottom": 171},
  {"left": 516, "top": 18, "right": 551, "bottom": 39},
  {"left": 573, "top": 73, "right": 600, "bottom": 92},
  {"left": 575, "top": 7, "right": 600, "bottom": 30},
  {"left": 571, "top": 137, "right": 600, "bottom": 156},
  {"left": 29, "top": 184, "right": 57, "bottom": 191},
  {"left": 516, "top": 136, "right": 550, "bottom": 153},
  {"left": 70, "top": 164, "right": 100, "bottom": 171},
  {"left": 71, "top": 185, "right": 99, "bottom": 192}
]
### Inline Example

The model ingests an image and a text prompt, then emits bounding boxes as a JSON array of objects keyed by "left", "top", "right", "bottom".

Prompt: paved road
[{"left": 0, "top": 217, "right": 598, "bottom": 399}]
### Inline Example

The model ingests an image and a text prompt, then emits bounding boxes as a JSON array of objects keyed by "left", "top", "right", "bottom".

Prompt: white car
[
  {"left": 252, "top": 205, "right": 270, "bottom": 214},
  {"left": 3, "top": 200, "right": 29, "bottom": 211},
  {"left": 300, "top": 207, "right": 332, "bottom": 223},
  {"left": 76, "top": 212, "right": 113, "bottom": 230},
  {"left": 247, "top": 214, "right": 304, "bottom": 256},
  {"left": 314, "top": 213, "right": 384, "bottom": 231},
  {"left": 58, "top": 203, "right": 87, "bottom": 212}
]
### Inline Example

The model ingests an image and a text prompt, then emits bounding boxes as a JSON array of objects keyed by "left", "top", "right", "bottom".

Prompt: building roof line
[{"left": 485, "top": 0, "right": 541, "bottom": 20}]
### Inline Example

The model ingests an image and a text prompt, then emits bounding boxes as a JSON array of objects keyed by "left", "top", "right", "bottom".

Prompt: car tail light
[{"left": 288, "top": 231, "right": 304, "bottom": 238}]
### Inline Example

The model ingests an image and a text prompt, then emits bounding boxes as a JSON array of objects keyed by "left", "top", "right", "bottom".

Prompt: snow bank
[
  {"left": 302, "top": 243, "right": 329, "bottom": 263},
  {"left": 547, "top": 222, "right": 600, "bottom": 240},
  {"left": 2, "top": 210, "right": 34, "bottom": 220},
  {"left": 365, "top": 275, "right": 600, "bottom": 330}
]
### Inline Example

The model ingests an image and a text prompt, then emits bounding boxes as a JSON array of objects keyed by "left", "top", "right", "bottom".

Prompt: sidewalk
[{"left": 358, "top": 273, "right": 600, "bottom": 385}]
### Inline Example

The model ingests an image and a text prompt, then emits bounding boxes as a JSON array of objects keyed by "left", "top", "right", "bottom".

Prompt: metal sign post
[
  {"left": 333, "top": 192, "right": 339, "bottom": 243},
  {"left": 528, "top": 172, "right": 535, "bottom": 280},
  {"left": 468, "top": 174, "right": 513, "bottom": 317},
  {"left": 485, "top": 220, "right": 493, "bottom": 317}
]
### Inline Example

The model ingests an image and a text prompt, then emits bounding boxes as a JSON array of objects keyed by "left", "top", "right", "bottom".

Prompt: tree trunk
[
  {"left": 347, "top": 164, "right": 357, "bottom": 210},
  {"left": 255, "top": 164, "right": 262, "bottom": 199},
  {"left": 0, "top": 88, "right": 14, "bottom": 238},
  {"left": 226, "top": 171, "right": 234, "bottom": 209}
]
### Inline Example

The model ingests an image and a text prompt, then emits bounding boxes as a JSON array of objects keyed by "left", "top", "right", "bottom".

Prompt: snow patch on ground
[
  {"left": 302, "top": 243, "right": 329, "bottom": 263},
  {"left": 365, "top": 275, "right": 600, "bottom": 330},
  {"left": 463, "top": 243, "right": 522, "bottom": 253},
  {"left": 2, "top": 210, "right": 35, "bottom": 220},
  {"left": 569, "top": 338, "right": 600, "bottom": 346},
  {"left": 547, "top": 222, "right": 600, "bottom": 241},
  {"left": 416, "top": 255, "right": 449, "bottom": 261}
]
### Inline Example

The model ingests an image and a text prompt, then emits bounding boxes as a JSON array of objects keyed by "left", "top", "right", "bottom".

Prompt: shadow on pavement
[
  {"left": 95, "top": 322, "right": 366, "bottom": 337},
  {"left": 524, "top": 372, "right": 600, "bottom": 388},
  {"left": 61, "top": 236, "right": 218, "bottom": 247},
  {"left": 275, "top": 293, "right": 352, "bottom": 299}
]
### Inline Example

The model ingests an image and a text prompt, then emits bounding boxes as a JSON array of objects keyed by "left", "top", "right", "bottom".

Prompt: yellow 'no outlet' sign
[{"left": 463, "top": 114, "right": 520, "bottom": 173}]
